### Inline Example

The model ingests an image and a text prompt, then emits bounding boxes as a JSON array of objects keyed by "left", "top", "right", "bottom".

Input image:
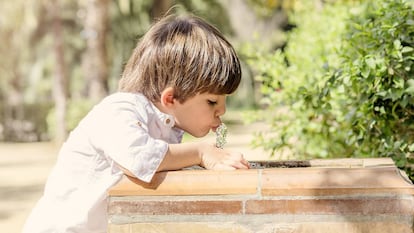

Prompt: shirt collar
[
  {"left": 156, "top": 109, "right": 175, "bottom": 128},
  {"left": 150, "top": 100, "right": 185, "bottom": 142},
  {"left": 146, "top": 96, "right": 176, "bottom": 129}
]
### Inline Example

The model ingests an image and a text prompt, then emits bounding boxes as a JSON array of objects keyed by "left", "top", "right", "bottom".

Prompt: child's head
[{"left": 118, "top": 14, "right": 241, "bottom": 103}]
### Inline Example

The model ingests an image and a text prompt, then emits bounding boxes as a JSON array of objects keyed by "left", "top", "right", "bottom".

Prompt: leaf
[
  {"left": 393, "top": 78, "right": 404, "bottom": 89},
  {"left": 402, "top": 46, "right": 414, "bottom": 53},
  {"left": 405, "top": 79, "right": 414, "bottom": 95},
  {"left": 365, "top": 57, "right": 376, "bottom": 69},
  {"left": 409, "top": 143, "right": 414, "bottom": 152},
  {"left": 376, "top": 91, "right": 387, "bottom": 97},
  {"left": 361, "top": 66, "right": 370, "bottom": 78},
  {"left": 394, "top": 39, "right": 401, "bottom": 50}
]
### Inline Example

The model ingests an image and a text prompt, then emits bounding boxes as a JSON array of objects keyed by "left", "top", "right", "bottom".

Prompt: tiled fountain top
[{"left": 109, "top": 158, "right": 414, "bottom": 196}]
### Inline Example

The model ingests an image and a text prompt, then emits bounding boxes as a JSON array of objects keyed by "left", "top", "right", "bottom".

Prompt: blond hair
[{"left": 118, "top": 14, "right": 241, "bottom": 103}]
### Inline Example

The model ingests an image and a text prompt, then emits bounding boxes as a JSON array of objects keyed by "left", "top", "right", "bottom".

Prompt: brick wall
[{"left": 108, "top": 158, "right": 414, "bottom": 233}]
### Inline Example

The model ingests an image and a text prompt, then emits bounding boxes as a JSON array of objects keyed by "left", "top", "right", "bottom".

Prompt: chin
[{"left": 189, "top": 130, "right": 209, "bottom": 138}]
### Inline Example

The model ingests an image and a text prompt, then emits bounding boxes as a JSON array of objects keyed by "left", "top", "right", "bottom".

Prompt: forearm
[
  {"left": 156, "top": 142, "right": 203, "bottom": 171},
  {"left": 121, "top": 141, "right": 248, "bottom": 178},
  {"left": 157, "top": 141, "right": 250, "bottom": 171}
]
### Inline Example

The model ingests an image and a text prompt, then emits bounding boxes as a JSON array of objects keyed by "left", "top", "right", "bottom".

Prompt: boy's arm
[
  {"left": 120, "top": 141, "right": 250, "bottom": 179},
  {"left": 157, "top": 142, "right": 250, "bottom": 172}
]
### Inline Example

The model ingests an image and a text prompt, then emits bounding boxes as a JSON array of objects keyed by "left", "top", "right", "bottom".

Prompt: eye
[{"left": 207, "top": 100, "right": 217, "bottom": 106}]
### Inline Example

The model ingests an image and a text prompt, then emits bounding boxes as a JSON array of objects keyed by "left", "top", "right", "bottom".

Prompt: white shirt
[{"left": 22, "top": 92, "right": 184, "bottom": 233}]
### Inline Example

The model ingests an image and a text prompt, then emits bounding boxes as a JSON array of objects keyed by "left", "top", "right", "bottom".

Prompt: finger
[
  {"left": 213, "top": 163, "right": 236, "bottom": 170},
  {"left": 220, "top": 152, "right": 247, "bottom": 169},
  {"left": 231, "top": 153, "right": 250, "bottom": 169},
  {"left": 242, "top": 159, "right": 251, "bottom": 169},
  {"left": 223, "top": 157, "right": 250, "bottom": 169},
  {"left": 232, "top": 160, "right": 250, "bottom": 169}
]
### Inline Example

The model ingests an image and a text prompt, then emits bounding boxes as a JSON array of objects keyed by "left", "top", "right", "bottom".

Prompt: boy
[{"left": 22, "top": 14, "right": 249, "bottom": 233}]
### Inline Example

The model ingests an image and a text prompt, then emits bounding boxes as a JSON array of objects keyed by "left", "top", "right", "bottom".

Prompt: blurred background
[
  {"left": 0, "top": 0, "right": 291, "bottom": 144},
  {"left": 1, "top": 0, "right": 414, "bottom": 231}
]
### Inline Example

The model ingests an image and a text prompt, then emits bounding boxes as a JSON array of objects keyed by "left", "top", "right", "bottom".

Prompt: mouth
[{"left": 211, "top": 125, "right": 221, "bottom": 133}]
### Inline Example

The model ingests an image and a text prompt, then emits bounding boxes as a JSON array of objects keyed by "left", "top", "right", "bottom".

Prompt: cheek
[
  {"left": 198, "top": 108, "right": 215, "bottom": 120},
  {"left": 176, "top": 108, "right": 205, "bottom": 126},
  {"left": 175, "top": 104, "right": 214, "bottom": 127},
  {"left": 185, "top": 111, "right": 212, "bottom": 129},
  {"left": 190, "top": 111, "right": 209, "bottom": 124}
]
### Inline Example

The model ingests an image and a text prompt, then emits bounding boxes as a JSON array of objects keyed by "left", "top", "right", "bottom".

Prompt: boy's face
[{"left": 171, "top": 92, "right": 226, "bottom": 137}]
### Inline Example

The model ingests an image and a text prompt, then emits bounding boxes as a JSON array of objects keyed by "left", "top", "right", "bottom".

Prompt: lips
[{"left": 211, "top": 125, "right": 220, "bottom": 132}]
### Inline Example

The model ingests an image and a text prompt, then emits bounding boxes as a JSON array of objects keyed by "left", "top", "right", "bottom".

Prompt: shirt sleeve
[{"left": 85, "top": 96, "right": 168, "bottom": 183}]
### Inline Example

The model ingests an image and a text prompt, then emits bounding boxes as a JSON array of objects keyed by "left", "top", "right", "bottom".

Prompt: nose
[{"left": 216, "top": 104, "right": 226, "bottom": 117}]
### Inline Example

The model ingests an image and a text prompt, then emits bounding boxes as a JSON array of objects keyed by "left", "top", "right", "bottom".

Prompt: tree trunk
[
  {"left": 3, "top": 59, "right": 25, "bottom": 141},
  {"left": 50, "top": 0, "right": 69, "bottom": 144},
  {"left": 81, "top": 0, "right": 109, "bottom": 102}
]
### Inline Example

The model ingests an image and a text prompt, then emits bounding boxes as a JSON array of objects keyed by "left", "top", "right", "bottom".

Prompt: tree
[
  {"left": 80, "top": 0, "right": 110, "bottom": 102},
  {"left": 50, "top": 0, "right": 69, "bottom": 143},
  {"left": 0, "top": 0, "right": 237, "bottom": 142},
  {"left": 0, "top": 0, "right": 49, "bottom": 141}
]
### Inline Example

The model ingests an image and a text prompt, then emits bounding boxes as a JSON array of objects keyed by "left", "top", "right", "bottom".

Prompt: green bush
[
  {"left": 243, "top": 0, "right": 414, "bottom": 180},
  {"left": 328, "top": 0, "right": 414, "bottom": 178},
  {"left": 241, "top": 0, "right": 351, "bottom": 158}
]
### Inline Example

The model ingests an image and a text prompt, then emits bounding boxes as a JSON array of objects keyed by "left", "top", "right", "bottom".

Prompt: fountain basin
[{"left": 108, "top": 158, "right": 414, "bottom": 233}]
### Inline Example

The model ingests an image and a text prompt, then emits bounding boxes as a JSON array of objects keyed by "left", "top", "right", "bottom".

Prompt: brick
[
  {"left": 245, "top": 198, "right": 414, "bottom": 215},
  {"left": 109, "top": 169, "right": 258, "bottom": 196},
  {"left": 109, "top": 200, "right": 243, "bottom": 215},
  {"left": 294, "top": 222, "right": 413, "bottom": 233},
  {"left": 127, "top": 222, "right": 250, "bottom": 233},
  {"left": 107, "top": 223, "right": 130, "bottom": 233},
  {"left": 308, "top": 158, "right": 395, "bottom": 168},
  {"left": 108, "top": 221, "right": 414, "bottom": 233},
  {"left": 309, "top": 158, "right": 364, "bottom": 167},
  {"left": 261, "top": 167, "right": 414, "bottom": 196},
  {"left": 362, "top": 158, "right": 396, "bottom": 167}
]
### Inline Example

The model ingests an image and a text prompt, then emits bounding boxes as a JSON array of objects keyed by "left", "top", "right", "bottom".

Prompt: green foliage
[
  {"left": 241, "top": 0, "right": 351, "bottom": 158},
  {"left": 244, "top": 0, "right": 414, "bottom": 180},
  {"left": 328, "top": 0, "right": 414, "bottom": 178},
  {"left": 246, "top": 0, "right": 294, "bottom": 17}
]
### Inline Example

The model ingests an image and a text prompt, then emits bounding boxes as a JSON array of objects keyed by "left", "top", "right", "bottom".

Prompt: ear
[{"left": 160, "top": 87, "right": 175, "bottom": 107}]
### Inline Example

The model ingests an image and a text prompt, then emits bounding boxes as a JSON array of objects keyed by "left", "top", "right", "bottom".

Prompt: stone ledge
[
  {"left": 109, "top": 158, "right": 413, "bottom": 197},
  {"left": 261, "top": 167, "right": 414, "bottom": 196},
  {"left": 108, "top": 221, "right": 414, "bottom": 233},
  {"left": 109, "top": 169, "right": 259, "bottom": 196}
]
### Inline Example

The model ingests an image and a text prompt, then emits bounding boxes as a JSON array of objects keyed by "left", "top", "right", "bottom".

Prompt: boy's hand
[
  {"left": 159, "top": 142, "right": 250, "bottom": 172},
  {"left": 199, "top": 143, "right": 250, "bottom": 170}
]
